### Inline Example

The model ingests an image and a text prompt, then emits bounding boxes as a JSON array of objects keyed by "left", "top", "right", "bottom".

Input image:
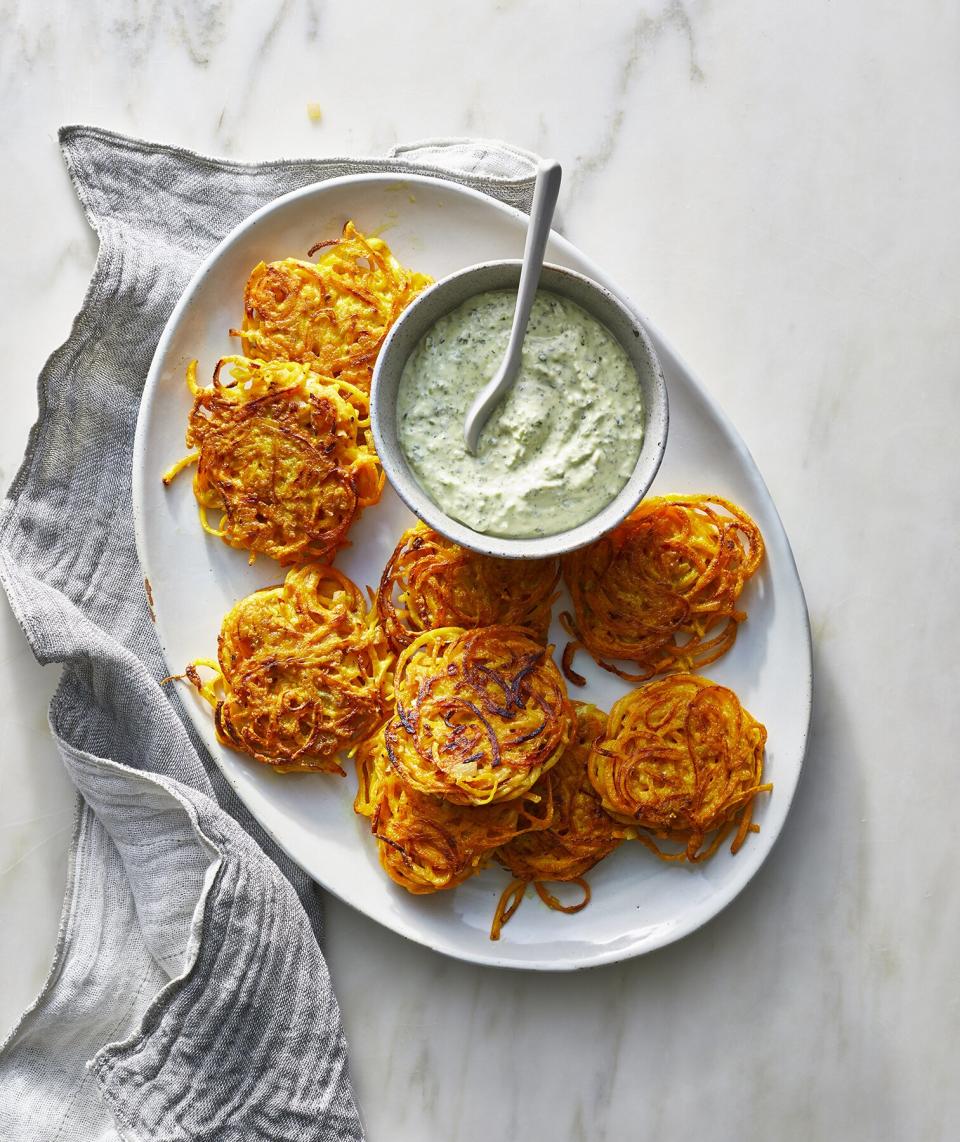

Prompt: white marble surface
[{"left": 1, "top": 1, "right": 957, "bottom": 1138}]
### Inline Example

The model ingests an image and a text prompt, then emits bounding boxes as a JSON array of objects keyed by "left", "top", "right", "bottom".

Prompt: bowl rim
[{"left": 370, "top": 258, "right": 669, "bottom": 560}]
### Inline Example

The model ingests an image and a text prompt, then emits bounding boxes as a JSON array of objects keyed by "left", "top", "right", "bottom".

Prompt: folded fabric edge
[
  {"left": 0, "top": 765, "right": 221, "bottom": 1061},
  {"left": 0, "top": 143, "right": 124, "bottom": 530},
  {"left": 0, "top": 792, "right": 86, "bottom": 1058},
  {"left": 55, "top": 689, "right": 224, "bottom": 984},
  {"left": 0, "top": 550, "right": 228, "bottom": 1050},
  {"left": 41, "top": 710, "right": 230, "bottom": 1083},
  {"left": 390, "top": 134, "right": 542, "bottom": 161},
  {"left": 58, "top": 123, "right": 540, "bottom": 190},
  {"left": 389, "top": 135, "right": 542, "bottom": 179},
  {"left": 73, "top": 729, "right": 362, "bottom": 1140}
]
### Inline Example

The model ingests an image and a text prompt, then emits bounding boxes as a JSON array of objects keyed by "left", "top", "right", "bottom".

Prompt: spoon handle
[
  {"left": 463, "top": 160, "right": 562, "bottom": 453},
  {"left": 501, "top": 160, "right": 563, "bottom": 372}
]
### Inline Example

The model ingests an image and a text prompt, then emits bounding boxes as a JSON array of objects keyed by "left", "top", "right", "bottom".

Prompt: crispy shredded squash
[
  {"left": 385, "top": 625, "right": 574, "bottom": 806},
  {"left": 490, "top": 702, "right": 624, "bottom": 939},
  {"left": 162, "top": 355, "right": 382, "bottom": 565},
  {"left": 377, "top": 521, "right": 560, "bottom": 653},
  {"left": 496, "top": 702, "right": 621, "bottom": 881},
  {"left": 234, "top": 221, "right": 432, "bottom": 393},
  {"left": 561, "top": 495, "right": 764, "bottom": 684},
  {"left": 587, "top": 674, "right": 771, "bottom": 862},
  {"left": 354, "top": 730, "right": 553, "bottom": 894},
  {"left": 182, "top": 564, "right": 392, "bottom": 773}
]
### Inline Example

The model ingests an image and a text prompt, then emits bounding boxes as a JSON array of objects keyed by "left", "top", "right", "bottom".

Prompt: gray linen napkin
[{"left": 0, "top": 127, "right": 538, "bottom": 1142}]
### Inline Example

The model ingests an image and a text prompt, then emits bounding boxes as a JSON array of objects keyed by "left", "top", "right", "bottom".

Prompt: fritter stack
[{"left": 164, "top": 223, "right": 431, "bottom": 564}]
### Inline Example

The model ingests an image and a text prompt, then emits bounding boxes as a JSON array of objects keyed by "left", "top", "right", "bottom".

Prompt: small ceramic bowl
[{"left": 371, "top": 260, "right": 668, "bottom": 559}]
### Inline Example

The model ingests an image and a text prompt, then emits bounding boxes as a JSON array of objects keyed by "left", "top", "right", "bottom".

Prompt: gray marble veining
[{"left": 1, "top": 1, "right": 958, "bottom": 1139}]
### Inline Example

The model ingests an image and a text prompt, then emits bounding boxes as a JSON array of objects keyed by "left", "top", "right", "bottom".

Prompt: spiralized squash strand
[
  {"left": 490, "top": 879, "right": 527, "bottom": 940},
  {"left": 489, "top": 876, "right": 592, "bottom": 940}
]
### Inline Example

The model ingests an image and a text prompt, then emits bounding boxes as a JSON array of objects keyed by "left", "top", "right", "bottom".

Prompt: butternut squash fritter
[
  {"left": 587, "top": 674, "right": 771, "bottom": 862},
  {"left": 497, "top": 702, "right": 621, "bottom": 882},
  {"left": 377, "top": 521, "right": 560, "bottom": 653},
  {"left": 163, "top": 355, "right": 382, "bottom": 566},
  {"left": 354, "top": 731, "right": 553, "bottom": 894},
  {"left": 385, "top": 625, "right": 574, "bottom": 806},
  {"left": 490, "top": 702, "right": 623, "bottom": 939},
  {"left": 185, "top": 565, "right": 392, "bottom": 773},
  {"left": 234, "top": 221, "right": 432, "bottom": 393},
  {"left": 561, "top": 495, "right": 764, "bottom": 684}
]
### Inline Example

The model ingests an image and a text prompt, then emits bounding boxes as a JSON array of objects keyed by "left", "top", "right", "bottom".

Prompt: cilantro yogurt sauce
[{"left": 396, "top": 289, "right": 643, "bottom": 538}]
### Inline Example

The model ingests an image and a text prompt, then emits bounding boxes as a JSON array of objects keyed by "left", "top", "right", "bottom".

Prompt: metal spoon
[{"left": 463, "top": 159, "right": 562, "bottom": 454}]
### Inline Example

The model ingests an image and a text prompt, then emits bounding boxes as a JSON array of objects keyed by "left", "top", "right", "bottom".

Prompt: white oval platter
[{"left": 133, "top": 173, "right": 811, "bottom": 971}]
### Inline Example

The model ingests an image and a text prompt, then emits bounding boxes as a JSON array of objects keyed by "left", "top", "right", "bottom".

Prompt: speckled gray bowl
[{"left": 371, "top": 260, "right": 668, "bottom": 559}]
